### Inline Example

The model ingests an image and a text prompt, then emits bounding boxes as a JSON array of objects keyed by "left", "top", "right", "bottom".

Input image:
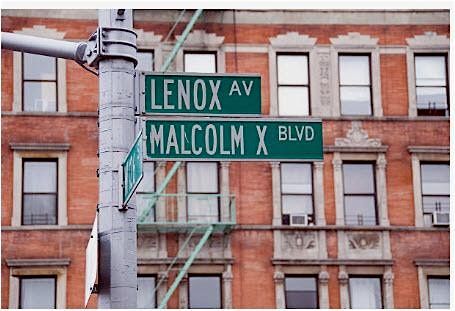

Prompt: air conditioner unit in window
[
  {"left": 433, "top": 211, "right": 449, "bottom": 226},
  {"left": 290, "top": 214, "right": 309, "bottom": 226}
]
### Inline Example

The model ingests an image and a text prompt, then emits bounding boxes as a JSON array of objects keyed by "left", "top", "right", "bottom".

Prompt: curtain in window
[{"left": 428, "top": 278, "right": 449, "bottom": 308}]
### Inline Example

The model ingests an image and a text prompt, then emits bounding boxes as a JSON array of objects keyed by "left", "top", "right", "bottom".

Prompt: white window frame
[
  {"left": 415, "top": 260, "right": 449, "bottom": 309},
  {"left": 338, "top": 265, "right": 394, "bottom": 308},
  {"left": 330, "top": 32, "right": 383, "bottom": 117},
  {"left": 405, "top": 32, "right": 449, "bottom": 117},
  {"left": 274, "top": 265, "right": 330, "bottom": 308},
  {"left": 10, "top": 143, "right": 69, "bottom": 227},
  {"left": 268, "top": 32, "right": 317, "bottom": 116},
  {"left": 7, "top": 258, "right": 69, "bottom": 309},
  {"left": 13, "top": 25, "right": 67, "bottom": 113},
  {"left": 408, "top": 146, "right": 449, "bottom": 227},
  {"left": 175, "top": 30, "right": 225, "bottom": 73}
]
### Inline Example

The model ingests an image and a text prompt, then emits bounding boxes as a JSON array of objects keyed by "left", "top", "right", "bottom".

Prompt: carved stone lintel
[
  {"left": 269, "top": 32, "right": 317, "bottom": 48},
  {"left": 335, "top": 121, "right": 382, "bottom": 148},
  {"left": 406, "top": 32, "right": 449, "bottom": 48},
  {"left": 330, "top": 32, "right": 379, "bottom": 47},
  {"left": 177, "top": 30, "right": 224, "bottom": 48}
]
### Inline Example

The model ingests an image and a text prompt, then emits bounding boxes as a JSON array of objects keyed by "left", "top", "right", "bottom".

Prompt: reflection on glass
[
  {"left": 277, "top": 55, "right": 308, "bottom": 85},
  {"left": 184, "top": 53, "right": 216, "bottom": 73},
  {"left": 136, "top": 51, "right": 154, "bottom": 72},
  {"left": 339, "top": 55, "right": 370, "bottom": 85},
  {"left": 189, "top": 276, "right": 221, "bottom": 308},
  {"left": 23, "top": 53, "right": 56, "bottom": 80},
  {"left": 340, "top": 86, "right": 371, "bottom": 115},
  {"left": 349, "top": 277, "right": 382, "bottom": 309},
  {"left": 428, "top": 277, "right": 449, "bottom": 309},
  {"left": 415, "top": 56, "right": 446, "bottom": 86},
  {"left": 278, "top": 87, "right": 309, "bottom": 116},
  {"left": 137, "top": 276, "right": 156, "bottom": 308},
  {"left": 285, "top": 277, "right": 318, "bottom": 309},
  {"left": 23, "top": 82, "right": 57, "bottom": 112},
  {"left": 20, "top": 277, "right": 56, "bottom": 308}
]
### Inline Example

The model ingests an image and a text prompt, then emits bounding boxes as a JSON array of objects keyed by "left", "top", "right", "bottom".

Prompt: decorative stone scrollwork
[
  {"left": 338, "top": 270, "right": 349, "bottom": 285},
  {"left": 269, "top": 32, "right": 317, "bottom": 48},
  {"left": 384, "top": 270, "right": 394, "bottom": 285},
  {"left": 335, "top": 121, "right": 382, "bottom": 147},
  {"left": 330, "top": 32, "right": 379, "bottom": 47},
  {"left": 318, "top": 52, "right": 331, "bottom": 108},
  {"left": 274, "top": 270, "right": 285, "bottom": 283},
  {"left": 177, "top": 30, "right": 224, "bottom": 48},
  {"left": 347, "top": 232, "right": 380, "bottom": 250},
  {"left": 318, "top": 270, "right": 330, "bottom": 285},
  {"left": 282, "top": 231, "right": 316, "bottom": 251}
]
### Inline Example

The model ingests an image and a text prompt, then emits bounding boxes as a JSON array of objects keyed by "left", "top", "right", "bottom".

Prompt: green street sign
[
  {"left": 140, "top": 72, "right": 261, "bottom": 115},
  {"left": 122, "top": 132, "right": 143, "bottom": 206},
  {"left": 143, "top": 118, "right": 323, "bottom": 161}
]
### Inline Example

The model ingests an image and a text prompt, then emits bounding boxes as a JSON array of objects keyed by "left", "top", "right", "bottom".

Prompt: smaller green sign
[
  {"left": 122, "top": 132, "right": 143, "bottom": 206},
  {"left": 141, "top": 72, "right": 261, "bottom": 115}
]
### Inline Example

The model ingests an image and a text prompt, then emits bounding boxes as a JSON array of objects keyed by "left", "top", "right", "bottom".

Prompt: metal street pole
[{"left": 97, "top": 9, "right": 137, "bottom": 308}]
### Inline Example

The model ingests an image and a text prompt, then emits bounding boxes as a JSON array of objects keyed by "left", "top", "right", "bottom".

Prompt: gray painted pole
[
  {"left": 97, "top": 9, "right": 137, "bottom": 308},
  {"left": 1, "top": 32, "right": 87, "bottom": 62}
]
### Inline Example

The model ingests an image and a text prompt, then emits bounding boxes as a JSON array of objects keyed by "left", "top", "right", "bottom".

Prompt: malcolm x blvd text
[{"left": 144, "top": 118, "right": 323, "bottom": 161}]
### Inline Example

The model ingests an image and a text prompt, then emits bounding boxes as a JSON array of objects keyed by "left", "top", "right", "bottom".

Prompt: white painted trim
[
  {"left": 9, "top": 265, "right": 67, "bottom": 308},
  {"left": 12, "top": 150, "right": 68, "bottom": 226},
  {"left": 330, "top": 33, "right": 383, "bottom": 117},
  {"left": 409, "top": 151, "right": 449, "bottom": 227},
  {"left": 12, "top": 25, "right": 67, "bottom": 113},
  {"left": 268, "top": 32, "right": 318, "bottom": 117},
  {"left": 417, "top": 265, "right": 449, "bottom": 308},
  {"left": 405, "top": 32, "right": 449, "bottom": 117},
  {"left": 135, "top": 29, "right": 163, "bottom": 71}
]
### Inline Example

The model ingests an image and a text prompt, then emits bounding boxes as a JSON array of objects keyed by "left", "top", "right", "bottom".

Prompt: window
[
  {"left": 184, "top": 52, "right": 217, "bottom": 73},
  {"left": 349, "top": 276, "right": 382, "bottom": 309},
  {"left": 343, "top": 163, "right": 377, "bottom": 225},
  {"left": 137, "top": 162, "right": 156, "bottom": 222},
  {"left": 277, "top": 54, "right": 310, "bottom": 116},
  {"left": 188, "top": 275, "right": 221, "bottom": 309},
  {"left": 22, "top": 53, "right": 57, "bottom": 112},
  {"left": 421, "top": 163, "right": 449, "bottom": 226},
  {"left": 284, "top": 276, "right": 318, "bottom": 309},
  {"left": 281, "top": 163, "right": 314, "bottom": 225},
  {"left": 137, "top": 275, "right": 156, "bottom": 308},
  {"left": 415, "top": 55, "right": 448, "bottom": 116},
  {"left": 186, "top": 162, "right": 219, "bottom": 223},
  {"left": 22, "top": 159, "right": 58, "bottom": 225},
  {"left": 339, "top": 55, "right": 372, "bottom": 115},
  {"left": 136, "top": 50, "right": 154, "bottom": 72},
  {"left": 19, "top": 276, "right": 56, "bottom": 309},
  {"left": 428, "top": 277, "right": 449, "bottom": 309}
]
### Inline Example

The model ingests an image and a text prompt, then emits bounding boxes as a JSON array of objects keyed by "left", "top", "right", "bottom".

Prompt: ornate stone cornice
[
  {"left": 14, "top": 25, "right": 66, "bottom": 39},
  {"left": 176, "top": 30, "right": 224, "bottom": 48},
  {"left": 6, "top": 258, "right": 71, "bottom": 267},
  {"left": 135, "top": 29, "right": 162, "bottom": 46},
  {"left": 335, "top": 121, "right": 382, "bottom": 148}
]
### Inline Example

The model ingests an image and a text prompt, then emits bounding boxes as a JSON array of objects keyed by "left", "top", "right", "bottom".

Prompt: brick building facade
[{"left": 1, "top": 9, "right": 450, "bottom": 308}]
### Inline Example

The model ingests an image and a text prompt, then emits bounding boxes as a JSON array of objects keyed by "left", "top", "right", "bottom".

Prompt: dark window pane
[
  {"left": 428, "top": 277, "right": 449, "bottom": 309},
  {"left": 277, "top": 55, "right": 308, "bottom": 85},
  {"left": 339, "top": 55, "right": 370, "bottom": 85},
  {"left": 20, "top": 277, "right": 56, "bottom": 308},
  {"left": 343, "top": 164, "right": 375, "bottom": 194},
  {"left": 415, "top": 56, "right": 446, "bottom": 86},
  {"left": 23, "top": 194, "right": 57, "bottom": 225},
  {"left": 278, "top": 86, "right": 309, "bottom": 116},
  {"left": 136, "top": 51, "right": 154, "bottom": 72},
  {"left": 184, "top": 53, "right": 216, "bottom": 73},
  {"left": 281, "top": 163, "right": 312, "bottom": 194},
  {"left": 24, "top": 161, "right": 57, "bottom": 193},
  {"left": 23, "top": 53, "right": 56, "bottom": 80},
  {"left": 340, "top": 86, "right": 371, "bottom": 115},
  {"left": 189, "top": 276, "right": 221, "bottom": 308},
  {"left": 23, "top": 82, "right": 57, "bottom": 112},
  {"left": 344, "top": 196, "right": 376, "bottom": 225},
  {"left": 349, "top": 277, "right": 382, "bottom": 309},
  {"left": 421, "top": 164, "right": 449, "bottom": 195},
  {"left": 137, "top": 276, "right": 155, "bottom": 308},
  {"left": 285, "top": 277, "right": 318, "bottom": 309}
]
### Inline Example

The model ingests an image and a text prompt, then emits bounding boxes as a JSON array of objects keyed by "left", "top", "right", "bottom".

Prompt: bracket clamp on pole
[{"left": 85, "top": 27, "right": 138, "bottom": 69}]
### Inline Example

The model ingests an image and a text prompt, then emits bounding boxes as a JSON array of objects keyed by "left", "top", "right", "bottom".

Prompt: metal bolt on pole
[{"left": 97, "top": 9, "right": 138, "bottom": 308}]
